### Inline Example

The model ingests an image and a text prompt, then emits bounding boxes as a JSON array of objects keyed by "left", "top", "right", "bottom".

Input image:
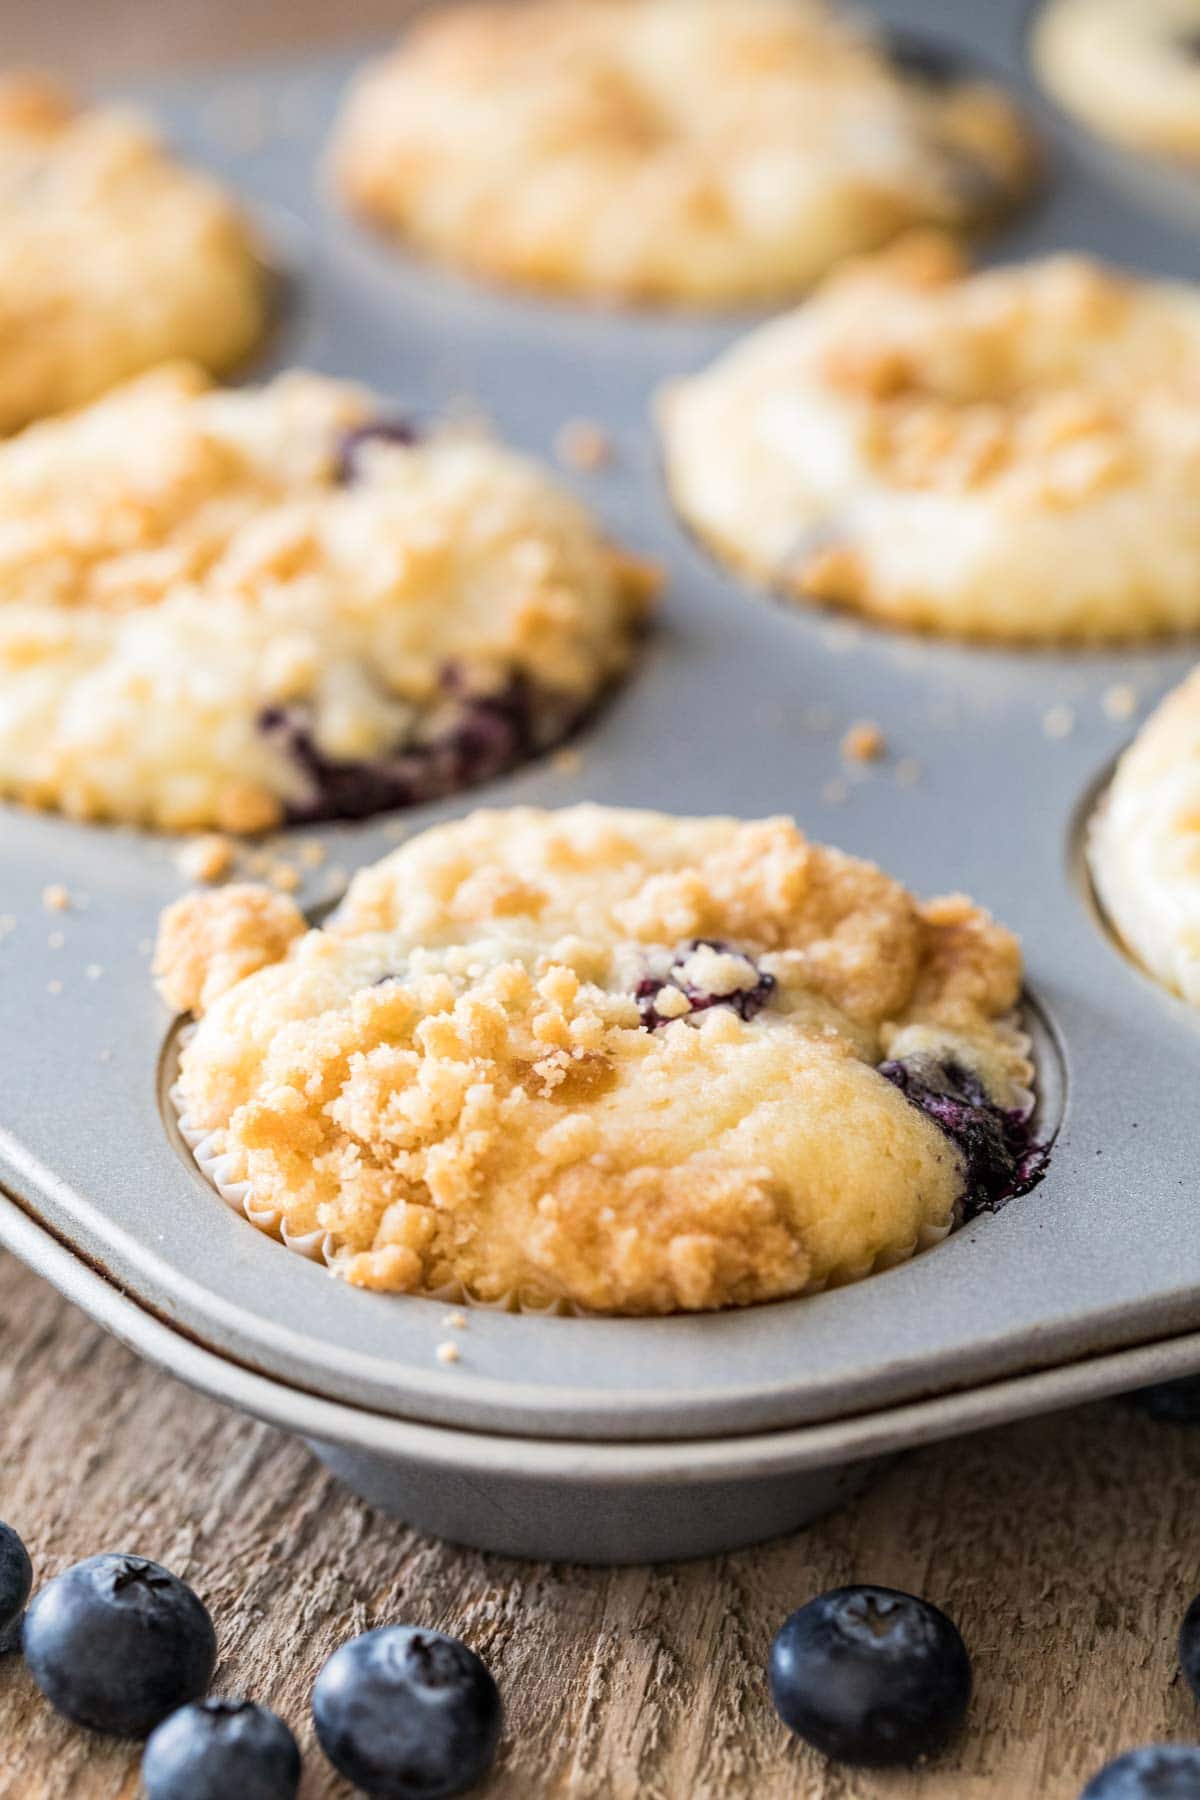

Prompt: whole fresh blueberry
[
  {"left": 0, "top": 1521, "right": 32, "bottom": 1653},
  {"left": 1180, "top": 1596, "right": 1200, "bottom": 1706},
  {"left": 1079, "top": 1745, "right": 1200, "bottom": 1796},
  {"left": 1129, "top": 1377, "right": 1200, "bottom": 1424},
  {"left": 768, "top": 1585, "right": 971, "bottom": 1767},
  {"left": 313, "top": 1625, "right": 502, "bottom": 1798},
  {"left": 142, "top": 1698, "right": 301, "bottom": 1800},
  {"left": 23, "top": 1553, "right": 216, "bottom": 1737}
]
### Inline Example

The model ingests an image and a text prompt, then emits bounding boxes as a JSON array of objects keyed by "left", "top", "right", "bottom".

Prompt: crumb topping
[
  {"left": 154, "top": 883, "right": 306, "bottom": 1014},
  {"left": 331, "top": 0, "right": 1033, "bottom": 308},
  {"left": 0, "top": 366, "right": 655, "bottom": 830},
  {"left": 661, "top": 234, "right": 1200, "bottom": 640},
  {"left": 0, "top": 75, "right": 266, "bottom": 433}
]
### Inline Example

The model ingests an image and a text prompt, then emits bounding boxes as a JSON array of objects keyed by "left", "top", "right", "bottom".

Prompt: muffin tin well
[{"left": 5, "top": 0, "right": 1200, "bottom": 1560}]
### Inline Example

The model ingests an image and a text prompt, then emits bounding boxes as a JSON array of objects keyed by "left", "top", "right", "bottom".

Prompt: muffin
[
  {"left": 329, "top": 0, "right": 1035, "bottom": 309},
  {"left": 1033, "top": 0, "right": 1200, "bottom": 164},
  {"left": 159, "top": 805, "right": 1046, "bottom": 1314},
  {"left": 0, "top": 365, "right": 655, "bottom": 832},
  {"left": 0, "top": 75, "right": 267, "bottom": 433},
  {"left": 1090, "top": 667, "right": 1200, "bottom": 1005},
  {"left": 660, "top": 235, "right": 1200, "bottom": 641}
]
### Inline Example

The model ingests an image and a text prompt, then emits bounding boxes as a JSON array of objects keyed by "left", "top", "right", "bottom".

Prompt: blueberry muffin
[
  {"left": 0, "top": 76, "right": 267, "bottom": 434},
  {"left": 1090, "top": 667, "right": 1200, "bottom": 1004},
  {"left": 159, "top": 805, "right": 1045, "bottom": 1313},
  {"left": 328, "top": 0, "right": 1035, "bottom": 309},
  {"left": 0, "top": 365, "right": 654, "bottom": 832},
  {"left": 1033, "top": 0, "right": 1200, "bottom": 163},
  {"left": 660, "top": 235, "right": 1200, "bottom": 641}
]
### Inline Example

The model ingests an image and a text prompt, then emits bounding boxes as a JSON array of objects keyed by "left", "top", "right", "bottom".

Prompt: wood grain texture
[
  {"left": 1, "top": 1248, "right": 1198, "bottom": 1799},
  {"left": 2, "top": 0, "right": 410, "bottom": 82}
]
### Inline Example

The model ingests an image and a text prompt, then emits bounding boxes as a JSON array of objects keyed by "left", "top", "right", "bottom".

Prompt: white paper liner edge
[{"left": 169, "top": 1076, "right": 959, "bottom": 1314}]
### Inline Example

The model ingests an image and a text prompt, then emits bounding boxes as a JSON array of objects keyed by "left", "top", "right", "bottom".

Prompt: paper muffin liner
[
  {"left": 170, "top": 1074, "right": 958, "bottom": 1310},
  {"left": 170, "top": 1060, "right": 570, "bottom": 1313}
]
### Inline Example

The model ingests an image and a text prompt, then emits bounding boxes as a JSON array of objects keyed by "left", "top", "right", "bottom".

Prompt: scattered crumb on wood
[
  {"left": 555, "top": 419, "right": 614, "bottom": 472},
  {"left": 1102, "top": 684, "right": 1137, "bottom": 722},
  {"left": 41, "top": 883, "right": 70, "bottom": 912},
  {"left": 1043, "top": 704, "right": 1076, "bottom": 740},
  {"left": 176, "top": 834, "right": 234, "bottom": 885},
  {"left": 840, "top": 720, "right": 886, "bottom": 764},
  {"left": 442, "top": 1311, "right": 468, "bottom": 1330},
  {"left": 435, "top": 1341, "right": 461, "bottom": 1365}
]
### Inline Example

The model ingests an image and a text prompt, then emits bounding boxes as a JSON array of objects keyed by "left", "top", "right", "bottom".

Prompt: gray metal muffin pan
[{"left": 5, "top": 0, "right": 1200, "bottom": 1561}]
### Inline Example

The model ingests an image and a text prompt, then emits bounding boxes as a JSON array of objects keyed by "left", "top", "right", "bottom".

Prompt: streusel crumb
[
  {"left": 841, "top": 721, "right": 887, "bottom": 764},
  {"left": 0, "top": 365, "right": 654, "bottom": 830},
  {"left": 176, "top": 835, "right": 235, "bottom": 885},
  {"left": 330, "top": 0, "right": 1033, "bottom": 307},
  {"left": 154, "top": 883, "right": 305, "bottom": 1014},
  {"left": 661, "top": 238, "right": 1200, "bottom": 640},
  {"left": 0, "top": 75, "right": 266, "bottom": 432}
]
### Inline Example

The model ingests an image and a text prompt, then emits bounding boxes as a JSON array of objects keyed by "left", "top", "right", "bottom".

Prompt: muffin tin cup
[{"left": 6, "top": 1, "right": 1200, "bottom": 1560}]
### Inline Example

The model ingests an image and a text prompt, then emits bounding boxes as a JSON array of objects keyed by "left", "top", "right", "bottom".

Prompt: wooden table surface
[
  {"left": 4, "top": 4, "right": 1200, "bottom": 1796},
  {"left": 3, "top": 1250, "right": 1200, "bottom": 1800}
]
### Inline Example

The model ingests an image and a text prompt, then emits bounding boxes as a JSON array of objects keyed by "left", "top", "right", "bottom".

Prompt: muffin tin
[{"left": 5, "top": 0, "right": 1200, "bottom": 1562}]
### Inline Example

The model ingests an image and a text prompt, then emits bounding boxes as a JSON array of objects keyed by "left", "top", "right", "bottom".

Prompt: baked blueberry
[
  {"left": 1129, "top": 1377, "right": 1200, "bottom": 1425},
  {"left": 257, "top": 672, "right": 557, "bottom": 826},
  {"left": 768, "top": 1585, "right": 971, "bottom": 1767},
  {"left": 1180, "top": 1596, "right": 1200, "bottom": 1706},
  {"left": 636, "top": 938, "right": 776, "bottom": 1031},
  {"left": 878, "top": 1055, "right": 1048, "bottom": 1220},
  {"left": 23, "top": 1553, "right": 216, "bottom": 1737},
  {"left": 142, "top": 1698, "right": 301, "bottom": 1800},
  {"left": 335, "top": 418, "right": 419, "bottom": 484},
  {"left": 312, "top": 1625, "right": 502, "bottom": 1798},
  {"left": 0, "top": 1521, "right": 32, "bottom": 1654},
  {"left": 883, "top": 27, "right": 965, "bottom": 90},
  {"left": 1080, "top": 1746, "right": 1200, "bottom": 1797}
]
